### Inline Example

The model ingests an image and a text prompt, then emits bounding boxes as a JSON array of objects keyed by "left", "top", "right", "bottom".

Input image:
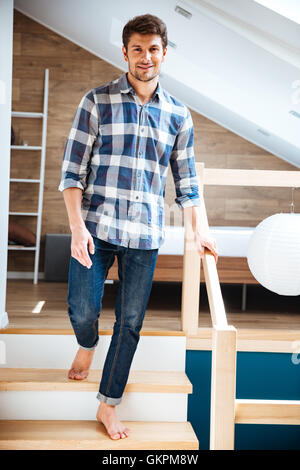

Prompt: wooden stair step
[
  {"left": 0, "top": 420, "right": 199, "bottom": 450},
  {"left": 0, "top": 369, "right": 192, "bottom": 393}
]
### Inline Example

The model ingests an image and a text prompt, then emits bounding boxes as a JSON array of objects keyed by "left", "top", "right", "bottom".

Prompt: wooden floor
[{"left": 4, "top": 279, "right": 300, "bottom": 334}]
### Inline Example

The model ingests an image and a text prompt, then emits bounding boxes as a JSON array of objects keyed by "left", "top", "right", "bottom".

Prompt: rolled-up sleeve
[
  {"left": 58, "top": 90, "right": 99, "bottom": 192},
  {"left": 169, "top": 107, "right": 201, "bottom": 209}
]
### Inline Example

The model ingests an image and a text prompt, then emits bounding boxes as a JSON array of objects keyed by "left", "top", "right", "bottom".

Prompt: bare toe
[
  {"left": 72, "top": 369, "right": 88, "bottom": 380},
  {"left": 96, "top": 405, "right": 129, "bottom": 441}
]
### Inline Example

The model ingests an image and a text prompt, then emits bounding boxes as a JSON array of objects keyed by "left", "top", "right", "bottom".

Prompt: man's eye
[{"left": 133, "top": 48, "right": 158, "bottom": 52}]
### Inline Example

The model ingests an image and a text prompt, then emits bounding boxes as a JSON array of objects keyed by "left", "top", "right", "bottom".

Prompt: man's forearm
[{"left": 62, "top": 187, "right": 86, "bottom": 231}]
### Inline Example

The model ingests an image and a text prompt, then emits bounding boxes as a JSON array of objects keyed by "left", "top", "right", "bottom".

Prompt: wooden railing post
[
  {"left": 181, "top": 163, "right": 205, "bottom": 336},
  {"left": 181, "top": 206, "right": 201, "bottom": 335},
  {"left": 210, "top": 325, "right": 237, "bottom": 450}
]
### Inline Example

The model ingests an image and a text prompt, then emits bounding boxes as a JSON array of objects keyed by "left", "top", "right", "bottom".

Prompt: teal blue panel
[{"left": 186, "top": 350, "right": 300, "bottom": 450}]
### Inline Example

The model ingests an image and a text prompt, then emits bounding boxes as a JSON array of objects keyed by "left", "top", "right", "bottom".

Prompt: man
[{"left": 58, "top": 13, "right": 218, "bottom": 441}]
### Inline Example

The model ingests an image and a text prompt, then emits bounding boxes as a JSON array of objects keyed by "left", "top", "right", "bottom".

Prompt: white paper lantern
[{"left": 247, "top": 213, "right": 300, "bottom": 295}]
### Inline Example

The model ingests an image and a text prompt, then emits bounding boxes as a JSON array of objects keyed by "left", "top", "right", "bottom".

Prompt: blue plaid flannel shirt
[{"left": 58, "top": 72, "right": 201, "bottom": 249}]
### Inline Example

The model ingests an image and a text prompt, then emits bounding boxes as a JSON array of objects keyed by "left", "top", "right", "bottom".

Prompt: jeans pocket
[{"left": 92, "top": 236, "right": 116, "bottom": 251}]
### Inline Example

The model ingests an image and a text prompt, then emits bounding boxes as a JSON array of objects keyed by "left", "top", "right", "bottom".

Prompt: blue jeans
[{"left": 67, "top": 235, "right": 159, "bottom": 405}]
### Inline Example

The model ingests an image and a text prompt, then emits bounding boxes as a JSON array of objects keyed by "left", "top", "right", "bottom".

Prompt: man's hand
[
  {"left": 71, "top": 225, "right": 95, "bottom": 269},
  {"left": 187, "top": 205, "right": 218, "bottom": 264},
  {"left": 194, "top": 230, "right": 218, "bottom": 264}
]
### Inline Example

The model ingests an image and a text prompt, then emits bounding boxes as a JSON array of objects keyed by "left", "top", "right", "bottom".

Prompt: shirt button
[
  {"left": 136, "top": 196, "right": 139, "bottom": 200},
  {"left": 138, "top": 151, "right": 142, "bottom": 156},
  {"left": 140, "top": 128, "right": 144, "bottom": 133}
]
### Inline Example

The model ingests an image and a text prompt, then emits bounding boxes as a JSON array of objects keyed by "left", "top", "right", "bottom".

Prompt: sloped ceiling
[{"left": 14, "top": 0, "right": 300, "bottom": 167}]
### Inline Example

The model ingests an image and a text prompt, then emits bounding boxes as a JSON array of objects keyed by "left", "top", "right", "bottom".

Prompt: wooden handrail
[
  {"left": 202, "top": 249, "right": 228, "bottom": 328},
  {"left": 181, "top": 163, "right": 300, "bottom": 449},
  {"left": 181, "top": 162, "right": 231, "bottom": 330},
  {"left": 204, "top": 168, "right": 300, "bottom": 187}
]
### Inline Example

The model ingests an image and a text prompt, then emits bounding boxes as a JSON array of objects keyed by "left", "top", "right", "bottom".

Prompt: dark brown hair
[{"left": 122, "top": 14, "right": 168, "bottom": 51}]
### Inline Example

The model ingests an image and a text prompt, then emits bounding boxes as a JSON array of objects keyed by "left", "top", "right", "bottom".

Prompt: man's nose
[{"left": 141, "top": 50, "right": 152, "bottom": 61}]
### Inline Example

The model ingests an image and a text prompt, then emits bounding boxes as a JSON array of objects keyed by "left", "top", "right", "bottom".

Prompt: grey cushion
[{"left": 44, "top": 234, "right": 71, "bottom": 282}]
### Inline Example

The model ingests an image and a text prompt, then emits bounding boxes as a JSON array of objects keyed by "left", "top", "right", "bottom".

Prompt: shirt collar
[{"left": 118, "top": 72, "right": 164, "bottom": 103}]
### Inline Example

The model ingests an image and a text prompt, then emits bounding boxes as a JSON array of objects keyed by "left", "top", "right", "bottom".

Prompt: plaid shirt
[{"left": 58, "top": 72, "right": 201, "bottom": 249}]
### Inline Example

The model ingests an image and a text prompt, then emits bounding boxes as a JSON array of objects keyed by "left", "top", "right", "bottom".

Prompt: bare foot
[
  {"left": 68, "top": 347, "right": 95, "bottom": 380},
  {"left": 96, "top": 402, "right": 130, "bottom": 440}
]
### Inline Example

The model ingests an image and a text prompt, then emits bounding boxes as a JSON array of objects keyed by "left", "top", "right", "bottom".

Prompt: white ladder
[{"left": 8, "top": 68, "right": 49, "bottom": 284}]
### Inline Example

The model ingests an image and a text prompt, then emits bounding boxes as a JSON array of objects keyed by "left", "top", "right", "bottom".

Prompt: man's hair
[{"left": 122, "top": 14, "right": 168, "bottom": 51}]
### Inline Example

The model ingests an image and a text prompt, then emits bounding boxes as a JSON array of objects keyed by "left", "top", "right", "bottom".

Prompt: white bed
[
  {"left": 158, "top": 225, "right": 255, "bottom": 257},
  {"left": 157, "top": 225, "right": 256, "bottom": 311}
]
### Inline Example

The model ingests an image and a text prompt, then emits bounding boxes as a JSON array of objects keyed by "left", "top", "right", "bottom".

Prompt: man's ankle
[
  {"left": 100, "top": 402, "right": 115, "bottom": 409},
  {"left": 79, "top": 347, "right": 94, "bottom": 353}
]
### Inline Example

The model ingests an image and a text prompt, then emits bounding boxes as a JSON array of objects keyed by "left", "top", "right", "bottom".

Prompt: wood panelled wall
[{"left": 9, "top": 10, "right": 298, "bottom": 273}]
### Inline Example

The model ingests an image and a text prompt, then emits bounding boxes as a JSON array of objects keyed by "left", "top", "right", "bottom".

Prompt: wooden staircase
[
  {"left": 0, "top": 331, "right": 199, "bottom": 450},
  {"left": 4, "top": 164, "right": 300, "bottom": 449},
  {"left": 0, "top": 420, "right": 198, "bottom": 450}
]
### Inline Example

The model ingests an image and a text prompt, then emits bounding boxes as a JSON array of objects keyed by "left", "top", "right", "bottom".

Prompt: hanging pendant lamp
[{"left": 247, "top": 188, "right": 300, "bottom": 295}]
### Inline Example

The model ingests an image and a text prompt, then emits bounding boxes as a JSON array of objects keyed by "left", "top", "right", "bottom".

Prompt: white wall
[
  {"left": 13, "top": 0, "right": 300, "bottom": 166},
  {"left": 0, "top": 0, "right": 14, "bottom": 328}
]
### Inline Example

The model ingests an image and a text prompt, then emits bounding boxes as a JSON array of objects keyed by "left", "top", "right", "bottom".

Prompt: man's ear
[
  {"left": 122, "top": 45, "right": 128, "bottom": 62},
  {"left": 161, "top": 47, "right": 167, "bottom": 64}
]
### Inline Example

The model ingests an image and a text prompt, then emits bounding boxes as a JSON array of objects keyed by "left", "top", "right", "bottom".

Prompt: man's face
[{"left": 122, "top": 33, "right": 167, "bottom": 83}]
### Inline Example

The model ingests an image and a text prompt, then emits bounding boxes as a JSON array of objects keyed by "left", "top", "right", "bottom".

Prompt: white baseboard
[
  {"left": 0, "top": 391, "right": 188, "bottom": 421},
  {"left": 0, "top": 334, "right": 186, "bottom": 370}
]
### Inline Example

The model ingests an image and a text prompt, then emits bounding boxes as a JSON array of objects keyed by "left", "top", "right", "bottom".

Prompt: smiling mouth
[{"left": 138, "top": 65, "right": 153, "bottom": 70}]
